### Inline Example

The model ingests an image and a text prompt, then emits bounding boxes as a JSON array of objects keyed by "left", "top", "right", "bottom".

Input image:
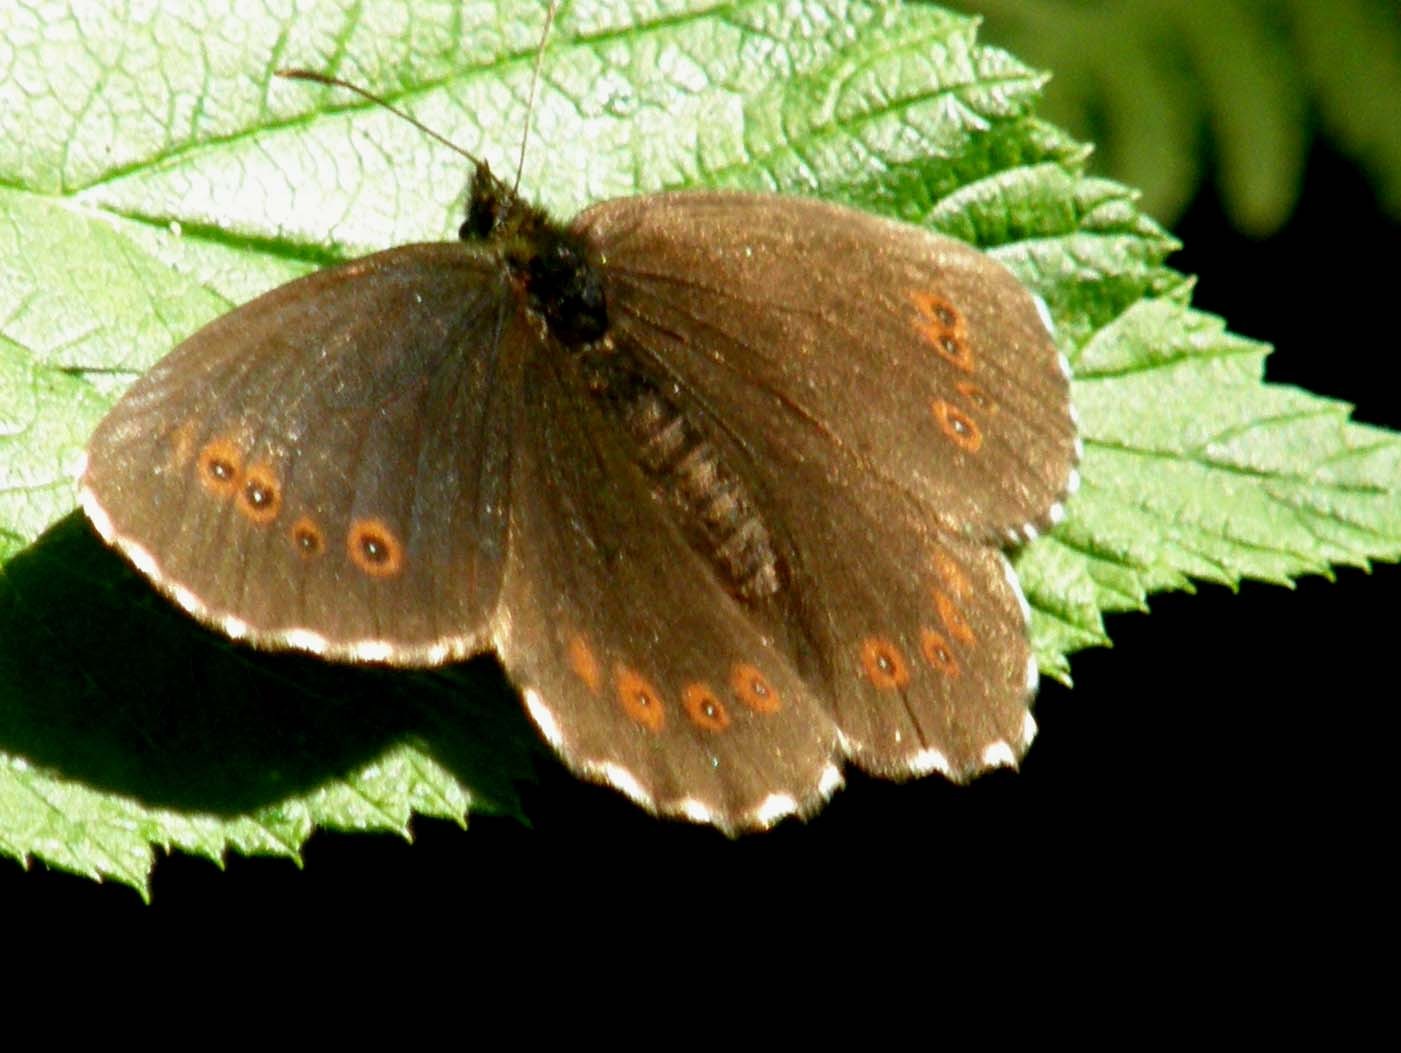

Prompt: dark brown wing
[
  {"left": 81, "top": 243, "right": 517, "bottom": 665},
  {"left": 575, "top": 191, "right": 1078, "bottom": 544},
  {"left": 489, "top": 344, "right": 845, "bottom": 832}
]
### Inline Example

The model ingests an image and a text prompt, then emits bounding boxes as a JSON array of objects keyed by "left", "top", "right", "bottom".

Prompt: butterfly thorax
[{"left": 460, "top": 161, "right": 606, "bottom": 344}]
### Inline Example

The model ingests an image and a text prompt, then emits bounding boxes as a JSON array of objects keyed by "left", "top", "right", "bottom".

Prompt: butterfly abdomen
[{"left": 618, "top": 380, "right": 781, "bottom": 602}]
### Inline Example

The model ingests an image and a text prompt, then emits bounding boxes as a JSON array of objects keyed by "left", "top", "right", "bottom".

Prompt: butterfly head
[
  {"left": 460, "top": 161, "right": 608, "bottom": 346},
  {"left": 460, "top": 160, "right": 522, "bottom": 242}
]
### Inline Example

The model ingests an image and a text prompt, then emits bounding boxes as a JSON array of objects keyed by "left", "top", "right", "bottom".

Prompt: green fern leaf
[{"left": 954, "top": 0, "right": 1401, "bottom": 233}]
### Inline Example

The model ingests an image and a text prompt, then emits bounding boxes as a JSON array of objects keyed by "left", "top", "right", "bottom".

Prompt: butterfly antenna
[
  {"left": 276, "top": 69, "right": 483, "bottom": 167},
  {"left": 513, "top": 0, "right": 559, "bottom": 194}
]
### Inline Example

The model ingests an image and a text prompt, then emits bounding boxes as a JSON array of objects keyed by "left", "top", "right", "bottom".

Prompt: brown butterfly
[{"left": 81, "top": 72, "right": 1078, "bottom": 833}]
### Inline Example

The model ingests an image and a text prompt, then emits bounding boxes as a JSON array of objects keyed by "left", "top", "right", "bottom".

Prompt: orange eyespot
[
  {"left": 730, "top": 662, "right": 781, "bottom": 714},
  {"left": 347, "top": 518, "right": 404, "bottom": 578},
  {"left": 920, "top": 628, "right": 960, "bottom": 677},
  {"left": 682, "top": 682, "right": 730, "bottom": 732},
  {"left": 238, "top": 464, "right": 282, "bottom": 524},
  {"left": 860, "top": 637, "right": 911, "bottom": 690},
  {"left": 910, "top": 290, "right": 973, "bottom": 370},
  {"left": 931, "top": 399, "right": 983, "bottom": 452},
  {"left": 615, "top": 665, "right": 666, "bottom": 732},
  {"left": 291, "top": 517, "right": 324, "bottom": 557},
  {"left": 197, "top": 439, "right": 242, "bottom": 497}
]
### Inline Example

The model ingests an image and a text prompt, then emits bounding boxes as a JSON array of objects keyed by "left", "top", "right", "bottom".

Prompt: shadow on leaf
[{"left": 0, "top": 512, "right": 541, "bottom": 820}]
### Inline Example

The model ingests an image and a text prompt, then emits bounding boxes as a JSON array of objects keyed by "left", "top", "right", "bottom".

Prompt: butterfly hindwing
[
  {"left": 775, "top": 473, "right": 1040, "bottom": 778},
  {"left": 570, "top": 325, "right": 1040, "bottom": 782},
  {"left": 492, "top": 345, "right": 845, "bottom": 830}
]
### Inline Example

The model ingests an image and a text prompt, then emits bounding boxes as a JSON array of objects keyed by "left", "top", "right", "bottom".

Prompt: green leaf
[
  {"left": 2, "top": 0, "right": 1398, "bottom": 896},
  {"left": 951, "top": 0, "right": 1401, "bottom": 234}
]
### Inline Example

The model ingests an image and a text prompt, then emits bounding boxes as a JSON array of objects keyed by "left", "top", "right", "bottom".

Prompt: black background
[{"left": 4, "top": 142, "right": 1395, "bottom": 941}]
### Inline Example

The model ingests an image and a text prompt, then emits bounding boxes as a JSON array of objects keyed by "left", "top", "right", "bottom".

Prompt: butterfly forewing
[
  {"left": 81, "top": 244, "right": 516, "bottom": 664},
  {"left": 574, "top": 193, "right": 1078, "bottom": 544}
]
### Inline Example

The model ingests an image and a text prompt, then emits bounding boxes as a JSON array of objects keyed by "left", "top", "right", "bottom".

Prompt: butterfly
[{"left": 79, "top": 72, "right": 1079, "bottom": 835}]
